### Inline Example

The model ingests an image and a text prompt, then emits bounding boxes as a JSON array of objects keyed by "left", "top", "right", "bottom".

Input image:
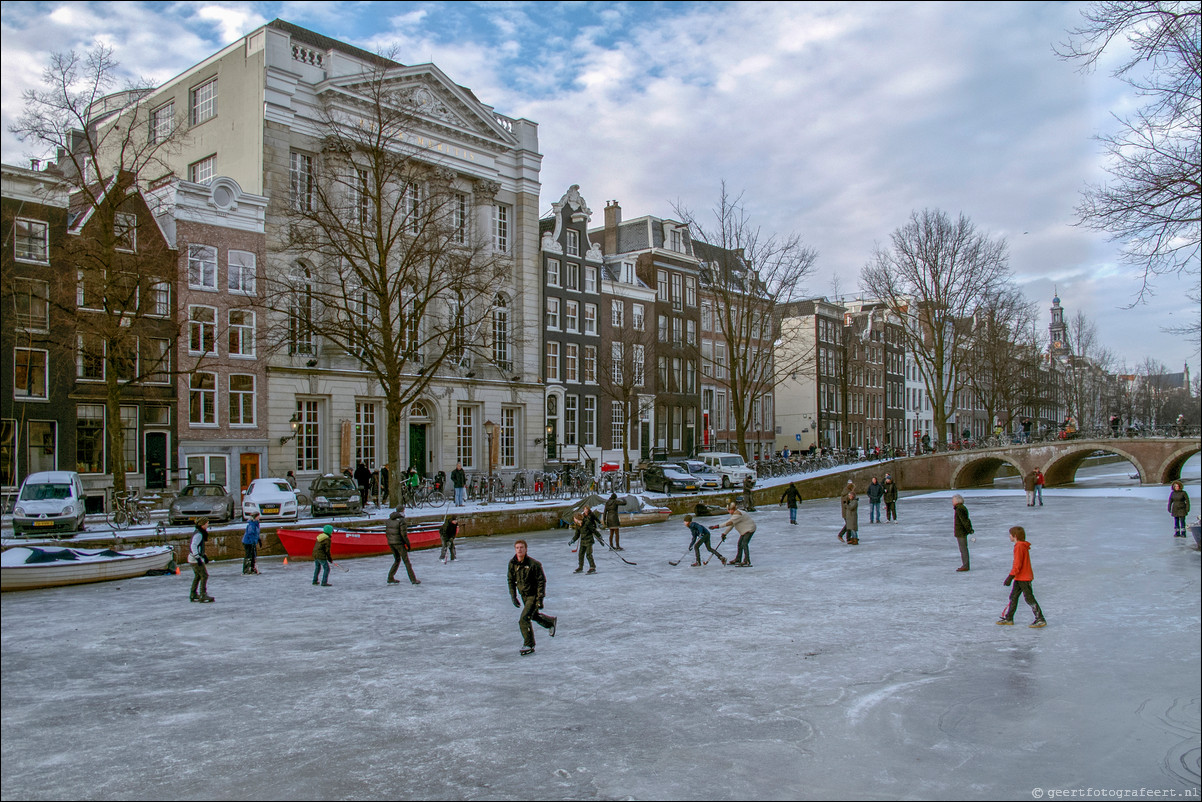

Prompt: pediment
[{"left": 321, "top": 66, "right": 517, "bottom": 148}]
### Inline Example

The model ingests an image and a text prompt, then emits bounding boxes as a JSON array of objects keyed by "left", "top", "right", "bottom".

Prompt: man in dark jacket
[
  {"left": 451, "top": 463, "right": 467, "bottom": 507},
  {"left": 779, "top": 483, "right": 802, "bottom": 525},
  {"left": 953, "top": 494, "right": 973, "bottom": 571},
  {"left": 439, "top": 515, "right": 459, "bottom": 562},
  {"left": 743, "top": 475, "right": 757, "bottom": 511},
  {"left": 882, "top": 474, "right": 899, "bottom": 521},
  {"left": 386, "top": 507, "right": 421, "bottom": 585},
  {"left": 569, "top": 509, "right": 602, "bottom": 574},
  {"left": 507, "top": 540, "right": 556, "bottom": 655},
  {"left": 866, "top": 477, "right": 885, "bottom": 523},
  {"left": 354, "top": 461, "right": 372, "bottom": 507}
]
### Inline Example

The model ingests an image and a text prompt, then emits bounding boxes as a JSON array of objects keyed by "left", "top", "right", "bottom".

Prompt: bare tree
[
  {"left": 595, "top": 319, "right": 658, "bottom": 471},
  {"left": 1058, "top": 1, "right": 1201, "bottom": 345},
  {"left": 1058, "top": 310, "right": 1116, "bottom": 429},
  {"left": 675, "top": 184, "right": 818, "bottom": 457},
  {"left": 861, "top": 209, "right": 1010, "bottom": 446},
  {"left": 963, "top": 285, "right": 1042, "bottom": 434},
  {"left": 9, "top": 47, "right": 187, "bottom": 495},
  {"left": 265, "top": 60, "right": 514, "bottom": 501}
]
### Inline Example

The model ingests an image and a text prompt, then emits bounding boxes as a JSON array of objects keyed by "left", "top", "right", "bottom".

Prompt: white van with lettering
[{"left": 697, "top": 452, "right": 757, "bottom": 488}]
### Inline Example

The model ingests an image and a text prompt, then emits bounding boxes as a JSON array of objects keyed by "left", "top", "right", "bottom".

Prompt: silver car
[{"left": 169, "top": 484, "right": 236, "bottom": 525}]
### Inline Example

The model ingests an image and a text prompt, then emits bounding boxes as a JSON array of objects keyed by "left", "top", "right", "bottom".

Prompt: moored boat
[
  {"left": 275, "top": 521, "right": 442, "bottom": 559},
  {"left": 565, "top": 493, "right": 672, "bottom": 528},
  {"left": 1, "top": 545, "right": 176, "bottom": 592}
]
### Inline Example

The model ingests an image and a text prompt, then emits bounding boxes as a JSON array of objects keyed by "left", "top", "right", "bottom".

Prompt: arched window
[{"left": 492, "top": 294, "right": 510, "bottom": 370}]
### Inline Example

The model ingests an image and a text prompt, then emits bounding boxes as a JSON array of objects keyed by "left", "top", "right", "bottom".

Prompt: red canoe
[{"left": 276, "top": 523, "right": 442, "bottom": 559}]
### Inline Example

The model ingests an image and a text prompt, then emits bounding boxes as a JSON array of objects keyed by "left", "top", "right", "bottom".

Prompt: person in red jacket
[{"left": 997, "top": 526, "right": 1046, "bottom": 628}]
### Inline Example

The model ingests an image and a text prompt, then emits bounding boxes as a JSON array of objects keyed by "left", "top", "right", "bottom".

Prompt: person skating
[
  {"left": 779, "top": 483, "right": 802, "bottom": 525},
  {"left": 836, "top": 481, "right": 854, "bottom": 542},
  {"left": 313, "top": 525, "right": 333, "bottom": 586},
  {"left": 953, "top": 494, "right": 973, "bottom": 571},
  {"left": 188, "top": 518, "right": 214, "bottom": 602},
  {"left": 241, "top": 511, "right": 262, "bottom": 574},
  {"left": 842, "top": 489, "right": 860, "bottom": 545},
  {"left": 507, "top": 540, "right": 557, "bottom": 656},
  {"left": 720, "top": 501, "right": 757, "bottom": 566},
  {"left": 742, "top": 475, "right": 757, "bottom": 511},
  {"left": 1034, "top": 469, "right": 1045, "bottom": 506},
  {"left": 569, "top": 509, "right": 602, "bottom": 573},
  {"left": 866, "top": 476, "right": 884, "bottom": 523},
  {"left": 439, "top": 514, "right": 459, "bottom": 562},
  {"left": 604, "top": 492, "right": 623, "bottom": 549},
  {"left": 1023, "top": 470, "right": 1037, "bottom": 506},
  {"left": 451, "top": 462, "right": 467, "bottom": 507},
  {"left": 997, "top": 525, "right": 1046, "bottom": 628},
  {"left": 1168, "top": 481, "right": 1190, "bottom": 538},
  {"left": 684, "top": 514, "right": 725, "bottom": 565},
  {"left": 386, "top": 506, "right": 421, "bottom": 584},
  {"left": 883, "top": 474, "right": 899, "bottom": 522}
]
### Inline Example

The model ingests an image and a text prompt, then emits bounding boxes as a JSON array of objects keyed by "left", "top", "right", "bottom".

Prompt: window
[
  {"left": 228, "top": 310, "right": 255, "bottom": 357},
  {"left": 702, "top": 301, "right": 713, "bottom": 331},
  {"left": 657, "top": 355, "right": 668, "bottom": 387},
  {"left": 686, "top": 360, "right": 697, "bottom": 393},
  {"left": 447, "top": 296, "right": 466, "bottom": 362},
  {"left": 565, "top": 343, "right": 578, "bottom": 382},
  {"left": 13, "top": 349, "right": 48, "bottom": 399},
  {"left": 354, "top": 403, "right": 376, "bottom": 466},
  {"left": 493, "top": 204, "right": 510, "bottom": 252},
  {"left": 546, "top": 259, "right": 561, "bottom": 287},
  {"left": 453, "top": 193, "right": 468, "bottom": 244},
  {"left": 120, "top": 406, "right": 138, "bottom": 472},
  {"left": 686, "top": 319, "right": 696, "bottom": 345},
  {"left": 228, "top": 250, "right": 256, "bottom": 294},
  {"left": 583, "top": 345, "right": 596, "bottom": 384},
  {"left": 565, "top": 300, "right": 579, "bottom": 333},
  {"left": 150, "top": 101, "right": 174, "bottom": 143},
  {"left": 351, "top": 168, "right": 370, "bottom": 226},
  {"left": 566, "top": 229, "right": 580, "bottom": 256},
  {"left": 189, "top": 155, "right": 215, "bottom": 184},
  {"left": 191, "top": 77, "right": 217, "bottom": 124},
  {"left": 611, "top": 401, "right": 625, "bottom": 450},
  {"left": 402, "top": 182, "right": 422, "bottom": 233},
  {"left": 114, "top": 213, "right": 137, "bottom": 252},
  {"left": 26, "top": 420, "right": 56, "bottom": 473},
  {"left": 189, "top": 372, "right": 217, "bottom": 425},
  {"left": 685, "top": 276, "right": 697, "bottom": 306},
  {"left": 611, "top": 300, "right": 624, "bottom": 328},
  {"left": 296, "top": 400, "right": 320, "bottom": 472},
  {"left": 583, "top": 397, "right": 596, "bottom": 445},
  {"left": 565, "top": 262, "right": 579, "bottom": 290},
  {"left": 111, "top": 338, "right": 138, "bottom": 381},
  {"left": 492, "top": 295, "right": 510, "bottom": 369},
  {"left": 702, "top": 341, "right": 713, "bottom": 377},
  {"left": 77, "top": 334, "right": 104, "bottom": 381},
  {"left": 77, "top": 269, "right": 101, "bottom": 310},
  {"left": 146, "top": 338, "right": 170, "bottom": 384},
  {"left": 150, "top": 280, "right": 171, "bottom": 316},
  {"left": 658, "top": 314, "right": 668, "bottom": 342},
  {"left": 13, "top": 218, "right": 48, "bottom": 262},
  {"left": 13, "top": 278, "right": 49, "bottom": 330},
  {"left": 633, "top": 344, "right": 645, "bottom": 387},
  {"left": 290, "top": 151, "right": 313, "bottom": 212},
  {"left": 545, "top": 342, "right": 560, "bottom": 381},
  {"left": 622, "top": 261, "right": 636, "bottom": 285},
  {"left": 715, "top": 392, "right": 726, "bottom": 430},
  {"left": 670, "top": 228, "right": 684, "bottom": 253},
  {"left": 671, "top": 274, "right": 682, "bottom": 311},
  {"left": 611, "top": 342, "right": 623, "bottom": 384},
  {"left": 632, "top": 303, "right": 645, "bottom": 332},
  {"left": 564, "top": 395, "right": 578, "bottom": 445},
  {"left": 715, "top": 343, "right": 727, "bottom": 379},
  {"left": 673, "top": 358, "right": 682, "bottom": 392},
  {"left": 545, "top": 297, "right": 560, "bottom": 329},
  {"left": 76, "top": 404, "right": 105, "bottom": 473},
  {"left": 672, "top": 317, "right": 682, "bottom": 345},
  {"left": 456, "top": 405, "right": 475, "bottom": 469},
  {"left": 657, "top": 270, "right": 669, "bottom": 302},
  {"left": 583, "top": 304, "right": 598, "bottom": 335},
  {"left": 188, "top": 245, "right": 217, "bottom": 289},
  {"left": 584, "top": 266, "right": 598, "bottom": 293},
  {"left": 289, "top": 264, "right": 315, "bottom": 355},
  {"left": 189, "top": 306, "right": 217, "bottom": 354},
  {"left": 500, "top": 406, "right": 518, "bottom": 468}
]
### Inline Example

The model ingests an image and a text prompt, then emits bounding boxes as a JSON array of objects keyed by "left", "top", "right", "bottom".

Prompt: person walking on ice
[
  {"left": 241, "top": 511, "right": 262, "bottom": 575},
  {"left": 720, "top": 500, "right": 757, "bottom": 566},
  {"left": 439, "top": 515, "right": 459, "bottom": 563},
  {"left": 386, "top": 506, "right": 421, "bottom": 585},
  {"left": 313, "top": 525, "right": 333, "bottom": 586},
  {"left": 997, "top": 525, "right": 1046, "bottom": 628},
  {"left": 604, "top": 492, "right": 623, "bottom": 550},
  {"left": 569, "top": 509, "right": 602, "bottom": 573},
  {"left": 953, "top": 494, "right": 973, "bottom": 571},
  {"left": 684, "top": 514, "right": 725, "bottom": 565},
  {"left": 883, "top": 474, "right": 898, "bottom": 522},
  {"left": 1168, "top": 481, "right": 1190, "bottom": 538},
  {"left": 188, "top": 518, "right": 214, "bottom": 603},
  {"left": 507, "top": 540, "right": 557, "bottom": 656},
  {"left": 779, "top": 482, "right": 802, "bottom": 525}
]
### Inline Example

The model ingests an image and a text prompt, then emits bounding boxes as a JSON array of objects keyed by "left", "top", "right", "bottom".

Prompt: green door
[{"left": 408, "top": 424, "right": 427, "bottom": 477}]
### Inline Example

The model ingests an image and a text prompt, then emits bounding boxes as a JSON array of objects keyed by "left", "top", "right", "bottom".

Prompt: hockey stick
[
  {"left": 599, "top": 541, "right": 637, "bottom": 565},
  {"left": 668, "top": 545, "right": 694, "bottom": 566},
  {"left": 331, "top": 560, "right": 350, "bottom": 573}
]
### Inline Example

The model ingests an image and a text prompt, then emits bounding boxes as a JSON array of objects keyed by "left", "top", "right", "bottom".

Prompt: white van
[
  {"left": 12, "top": 471, "right": 88, "bottom": 537},
  {"left": 697, "top": 452, "right": 757, "bottom": 488}
]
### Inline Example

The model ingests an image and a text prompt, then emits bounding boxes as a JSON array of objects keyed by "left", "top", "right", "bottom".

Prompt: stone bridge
[{"left": 888, "top": 438, "right": 1201, "bottom": 490}]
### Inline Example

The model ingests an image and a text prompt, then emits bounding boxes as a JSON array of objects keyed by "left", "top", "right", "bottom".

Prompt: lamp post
[
  {"left": 545, "top": 423, "right": 556, "bottom": 462},
  {"left": 484, "top": 419, "right": 496, "bottom": 505},
  {"left": 279, "top": 412, "right": 301, "bottom": 446}
]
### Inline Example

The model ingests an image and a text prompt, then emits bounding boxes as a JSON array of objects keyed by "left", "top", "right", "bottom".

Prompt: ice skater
[
  {"left": 1168, "top": 481, "right": 1190, "bottom": 538},
  {"left": 188, "top": 518, "right": 214, "bottom": 602},
  {"left": 1023, "top": 470, "right": 1037, "bottom": 506},
  {"left": 1034, "top": 469, "right": 1045, "bottom": 506},
  {"left": 779, "top": 482, "right": 802, "bottom": 525},
  {"left": 604, "top": 492, "right": 623, "bottom": 550},
  {"left": 997, "top": 525, "right": 1046, "bottom": 628},
  {"left": 569, "top": 509, "right": 602, "bottom": 573},
  {"left": 883, "top": 474, "right": 898, "bottom": 522},
  {"left": 313, "top": 525, "right": 333, "bottom": 586},
  {"left": 507, "top": 540, "right": 557, "bottom": 656},
  {"left": 684, "top": 514, "right": 725, "bottom": 566},
  {"left": 953, "top": 494, "right": 973, "bottom": 571},
  {"left": 841, "top": 488, "right": 860, "bottom": 545},
  {"left": 241, "top": 511, "right": 262, "bottom": 574},
  {"left": 866, "top": 476, "right": 884, "bottom": 523},
  {"left": 742, "top": 475, "right": 757, "bottom": 511},
  {"left": 386, "top": 506, "right": 421, "bottom": 584},
  {"left": 720, "top": 500, "right": 757, "bottom": 566},
  {"left": 439, "top": 514, "right": 459, "bottom": 562}
]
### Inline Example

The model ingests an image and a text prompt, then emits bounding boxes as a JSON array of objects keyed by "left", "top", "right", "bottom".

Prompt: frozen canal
[{"left": 2, "top": 464, "right": 1199, "bottom": 801}]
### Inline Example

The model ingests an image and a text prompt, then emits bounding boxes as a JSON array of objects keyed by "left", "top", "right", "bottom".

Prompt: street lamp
[
  {"left": 545, "top": 423, "right": 556, "bottom": 462},
  {"left": 484, "top": 419, "right": 496, "bottom": 505},
  {"left": 279, "top": 412, "right": 301, "bottom": 446}
]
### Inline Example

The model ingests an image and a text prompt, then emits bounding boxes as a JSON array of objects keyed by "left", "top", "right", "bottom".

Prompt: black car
[
  {"left": 642, "top": 465, "right": 700, "bottom": 494},
  {"left": 308, "top": 476, "right": 363, "bottom": 517}
]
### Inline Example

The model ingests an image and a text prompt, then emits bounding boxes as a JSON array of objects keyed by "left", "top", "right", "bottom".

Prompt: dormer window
[
  {"left": 622, "top": 261, "right": 635, "bottom": 284},
  {"left": 670, "top": 228, "right": 684, "bottom": 253},
  {"left": 566, "top": 230, "right": 580, "bottom": 256}
]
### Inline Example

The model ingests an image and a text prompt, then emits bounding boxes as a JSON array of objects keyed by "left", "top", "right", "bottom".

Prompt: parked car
[
  {"left": 169, "top": 484, "right": 236, "bottom": 526},
  {"left": 309, "top": 475, "right": 363, "bottom": 517},
  {"left": 12, "top": 471, "right": 87, "bottom": 537},
  {"left": 697, "top": 452, "right": 757, "bottom": 488},
  {"left": 242, "top": 478, "right": 299, "bottom": 522},
  {"left": 642, "top": 464, "right": 700, "bottom": 494},
  {"left": 676, "top": 460, "right": 722, "bottom": 490}
]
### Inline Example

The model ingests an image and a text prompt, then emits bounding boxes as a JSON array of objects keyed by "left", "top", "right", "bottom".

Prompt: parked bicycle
[{"left": 110, "top": 490, "right": 154, "bottom": 529}]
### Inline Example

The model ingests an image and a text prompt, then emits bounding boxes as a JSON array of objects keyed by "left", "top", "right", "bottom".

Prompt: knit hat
[{"left": 322, "top": 525, "right": 334, "bottom": 535}]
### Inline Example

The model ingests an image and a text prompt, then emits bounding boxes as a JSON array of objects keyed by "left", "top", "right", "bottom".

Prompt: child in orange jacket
[{"left": 997, "top": 526, "right": 1046, "bottom": 628}]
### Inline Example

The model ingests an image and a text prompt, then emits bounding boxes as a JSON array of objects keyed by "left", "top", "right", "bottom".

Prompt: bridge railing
[{"left": 910, "top": 424, "right": 1199, "bottom": 456}]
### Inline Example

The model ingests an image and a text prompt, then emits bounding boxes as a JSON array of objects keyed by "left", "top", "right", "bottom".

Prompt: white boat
[{"left": 1, "top": 545, "right": 176, "bottom": 592}]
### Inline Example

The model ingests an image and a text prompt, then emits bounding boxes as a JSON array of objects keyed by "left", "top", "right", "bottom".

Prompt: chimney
[{"left": 604, "top": 200, "right": 621, "bottom": 255}]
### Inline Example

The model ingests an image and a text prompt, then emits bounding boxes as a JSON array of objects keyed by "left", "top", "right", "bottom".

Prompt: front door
[
  {"left": 239, "top": 453, "right": 259, "bottom": 492},
  {"left": 145, "top": 432, "right": 168, "bottom": 489},
  {"left": 640, "top": 421, "right": 651, "bottom": 461},
  {"left": 408, "top": 424, "right": 427, "bottom": 477}
]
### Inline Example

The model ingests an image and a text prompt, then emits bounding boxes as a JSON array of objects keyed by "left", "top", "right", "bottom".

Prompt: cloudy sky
[{"left": 2, "top": 1, "right": 1197, "bottom": 377}]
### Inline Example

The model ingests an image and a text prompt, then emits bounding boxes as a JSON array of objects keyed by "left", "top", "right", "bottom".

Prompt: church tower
[{"left": 1048, "top": 292, "right": 1069, "bottom": 359}]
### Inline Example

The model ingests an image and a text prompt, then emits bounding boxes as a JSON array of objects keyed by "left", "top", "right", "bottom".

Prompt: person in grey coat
[
  {"left": 604, "top": 493, "right": 623, "bottom": 550},
  {"left": 953, "top": 494, "right": 973, "bottom": 571},
  {"left": 842, "top": 490, "right": 860, "bottom": 545},
  {"left": 386, "top": 507, "right": 421, "bottom": 585},
  {"left": 1168, "top": 481, "right": 1190, "bottom": 537}
]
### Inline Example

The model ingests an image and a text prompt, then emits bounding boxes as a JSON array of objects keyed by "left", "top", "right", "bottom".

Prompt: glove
[
  {"left": 1004, "top": 575, "right": 1014, "bottom": 587},
  {"left": 511, "top": 596, "right": 520, "bottom": 608},
  {"left": 537, "top": 598, "right": 544, "bottom": 609},
  {"left": 203, "top": 556, "right": 211, "bottom": 564}
]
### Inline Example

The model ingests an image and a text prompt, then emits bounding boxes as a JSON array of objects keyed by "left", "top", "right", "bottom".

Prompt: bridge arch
[
  {"left": 1040, "top": 443, "right": 1146, "bottom": 486},
  {"left": 949, "top": 455, "right": 1027, "bottom": 489},
  {"left": 1152, "top": 444, "right": 1202, "bottom": 485}
]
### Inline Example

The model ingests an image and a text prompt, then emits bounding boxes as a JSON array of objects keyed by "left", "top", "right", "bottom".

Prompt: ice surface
[{"left": 1, "top": 461, "right": 1199, "bottom": 800}]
